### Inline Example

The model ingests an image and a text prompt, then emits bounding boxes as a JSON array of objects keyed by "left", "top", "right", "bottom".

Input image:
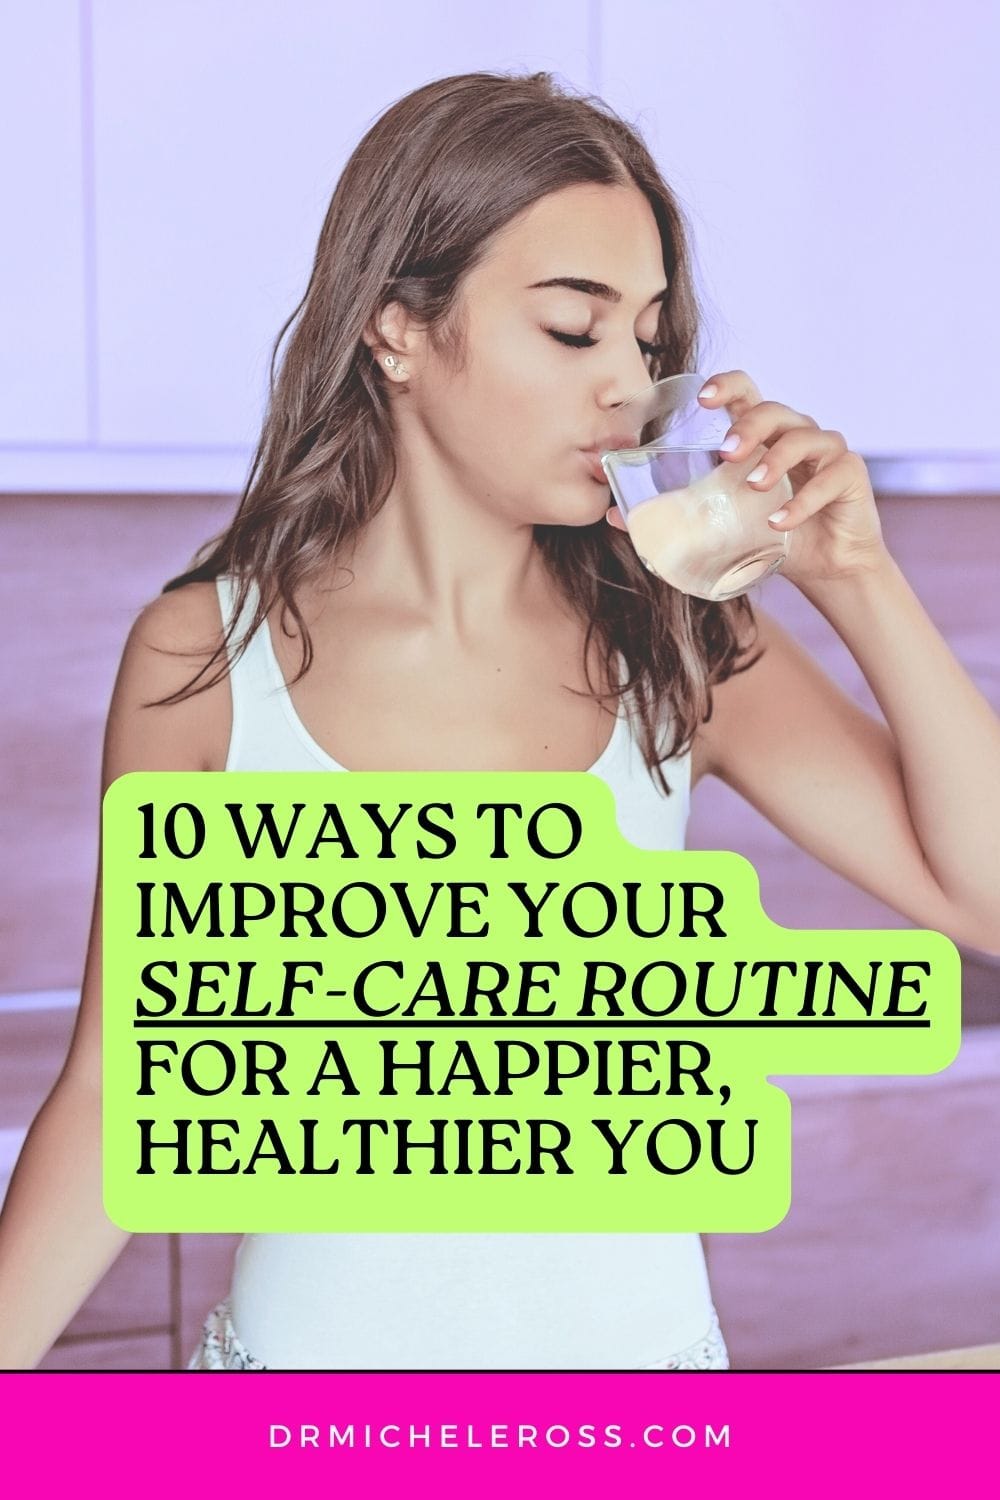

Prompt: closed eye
[
  {"left": 546, "top": 329, "right": 597, "bottom": 349},
  {"left": 545, "top": 329, "right": 666, "bottom": 358}
]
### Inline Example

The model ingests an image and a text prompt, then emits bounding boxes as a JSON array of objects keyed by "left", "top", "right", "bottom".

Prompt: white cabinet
[
  {"left": 2, "top": 2, "right": 998, "bottom": 490},
  {"left": 0, "top": 1, "right": 88, "bottom": 446},
  {"left": 600, "top": 1, "right": 1000, "bottom": 456}
]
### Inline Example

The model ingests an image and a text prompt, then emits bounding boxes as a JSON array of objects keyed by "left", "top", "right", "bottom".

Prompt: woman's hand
[{"left": 606, "top": 369, "right": 890, "bottom": 589}]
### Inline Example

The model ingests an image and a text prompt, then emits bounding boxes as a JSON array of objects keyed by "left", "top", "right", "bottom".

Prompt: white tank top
[{"left": 213, "top": 573, "right": 720, "bottom": 1369}]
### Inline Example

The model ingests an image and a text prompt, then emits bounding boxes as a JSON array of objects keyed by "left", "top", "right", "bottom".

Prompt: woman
[{"left": 1, "top": 70, "right": 998, "bottom": 1373}]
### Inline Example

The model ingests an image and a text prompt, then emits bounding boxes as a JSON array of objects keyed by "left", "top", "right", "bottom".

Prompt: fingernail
[
  {"left": 746, "top": 463, "right": 767, "bottom": 483},
  {"left": 700, "top": 383, "right": 718, "bottom": 399},
  {"left": 719, "top": 433, "right": 741, "bottom": 452},
  {"left": 768, "top": 507, "right": 788, "bottom": 524}
]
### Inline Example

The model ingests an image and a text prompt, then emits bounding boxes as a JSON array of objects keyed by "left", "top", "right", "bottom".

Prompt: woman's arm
[
  {"left": 698, "top": 573, "right": 1000, "bottom": 956},
  {"left": 0, "top": 889, "right": 130, "bottom": 1369},
  {"left": 687, "top": 369, "right": 1000, "bottom": 958},
  {"left": 0, "top": 583, "right": 231, "bottom": 1368}
]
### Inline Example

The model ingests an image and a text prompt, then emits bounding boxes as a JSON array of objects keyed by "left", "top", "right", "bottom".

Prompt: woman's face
[{"left": 404, "top": 180, "right": 669, "bottom": 528}]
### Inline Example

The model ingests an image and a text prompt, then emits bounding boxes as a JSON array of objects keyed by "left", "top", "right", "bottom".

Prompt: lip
[
  {"left": 581, "top": 450, "right": 611, "bottom": 484},
  {"left": 580, "top": 430, "right": 640, "bottom": 485}
]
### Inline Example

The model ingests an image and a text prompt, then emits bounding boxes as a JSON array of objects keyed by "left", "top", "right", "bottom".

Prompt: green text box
[{"left": 102, "top": 772, "right": 960, "bottom": 1233}]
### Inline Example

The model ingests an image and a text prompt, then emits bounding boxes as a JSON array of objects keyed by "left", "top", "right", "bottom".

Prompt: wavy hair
[{"left": 157, "top": 70, "right": 763, "bottom": 793}]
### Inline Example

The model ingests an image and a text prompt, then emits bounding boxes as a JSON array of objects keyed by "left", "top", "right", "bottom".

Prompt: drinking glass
[{"left": 600, "top": 373, "right": 793, "bottom": 601}]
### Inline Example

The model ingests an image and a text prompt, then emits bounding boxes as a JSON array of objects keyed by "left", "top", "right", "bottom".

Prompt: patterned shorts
[
  {"left": 185, "top": 1298, "right": 730, "bottom": 1371},
  {"left": 642, "top": 1309, "right": 730, "bottom": 1370},
  {"left": 185, "top": 1298, "right": 266, "bottom": 1370}
]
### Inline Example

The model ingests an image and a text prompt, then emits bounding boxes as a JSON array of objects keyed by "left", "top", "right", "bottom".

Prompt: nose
[{"left": 602, "top": 346, "right": 657, "bottom": 418}]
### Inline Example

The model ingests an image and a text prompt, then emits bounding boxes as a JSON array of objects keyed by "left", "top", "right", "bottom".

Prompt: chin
[
  {"left": 540, "top": 507, "right": 608, "bottom": 530},
  {"left": 580, "top": 482, "right": 613, "bottom": 523},
  {"left": 523, "top": 474, "right": 609, "bottom": 528}
]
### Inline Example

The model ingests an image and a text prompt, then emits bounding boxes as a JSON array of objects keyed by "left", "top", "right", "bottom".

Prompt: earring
[{"left": 384, "top": 354, "right": 407, "bottom": 378}]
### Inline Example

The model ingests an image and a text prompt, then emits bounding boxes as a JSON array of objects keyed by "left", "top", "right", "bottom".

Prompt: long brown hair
[{"left": 158, "top": 70, "right": 763, "bottom": 794}]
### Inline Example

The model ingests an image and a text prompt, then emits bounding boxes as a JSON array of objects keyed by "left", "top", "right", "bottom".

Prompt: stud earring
[{"left": 384, "top": 354, "right": 407, "bottom": 377}]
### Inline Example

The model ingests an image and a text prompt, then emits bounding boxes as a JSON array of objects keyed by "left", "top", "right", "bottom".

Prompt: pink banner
[{"left": 2, "top": 1370, "right": 995, "bottom": 1494}]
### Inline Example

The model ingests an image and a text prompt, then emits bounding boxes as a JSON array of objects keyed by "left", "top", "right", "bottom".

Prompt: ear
[{"left": 362, "top": 300, "right": 427, "bottom": 373}]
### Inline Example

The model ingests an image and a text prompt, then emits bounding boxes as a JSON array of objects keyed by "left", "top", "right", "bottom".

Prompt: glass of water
[{"left": 601, "top": 373, "right": 792, "bottom": 601}]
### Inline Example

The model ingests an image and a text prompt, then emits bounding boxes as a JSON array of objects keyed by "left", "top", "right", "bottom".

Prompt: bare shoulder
[
  {"left": 128, "top": 580, "right": 235, "bottom": 668},
  {"left": 103, "top": 579, "right": 233, "bottom": 782}
]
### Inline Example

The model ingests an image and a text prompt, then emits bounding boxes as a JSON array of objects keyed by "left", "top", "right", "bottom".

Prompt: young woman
[{"left": 1, "top": 70, "right": 998, "bottom": 1373}]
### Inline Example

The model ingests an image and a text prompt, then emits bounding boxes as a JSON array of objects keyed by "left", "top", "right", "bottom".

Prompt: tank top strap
[{"left": 215, "top": 573, "right": 284, "bottom": 770}]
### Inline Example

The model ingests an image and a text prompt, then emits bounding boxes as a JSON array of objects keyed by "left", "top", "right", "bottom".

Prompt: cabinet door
[
  {"left": 0, "top": 1, "right": 88, "bottom": 446},
  {"left": 600, "top": 0, "right": 1000, "bottom": 456},
  {"left": 93, "top": 1, "right": 590, "bottom": 455}
]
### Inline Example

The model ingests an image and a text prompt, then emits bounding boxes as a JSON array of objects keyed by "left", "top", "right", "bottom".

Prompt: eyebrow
[{"left": 526, "top": 276, "right": 668, "bottom": 305}]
